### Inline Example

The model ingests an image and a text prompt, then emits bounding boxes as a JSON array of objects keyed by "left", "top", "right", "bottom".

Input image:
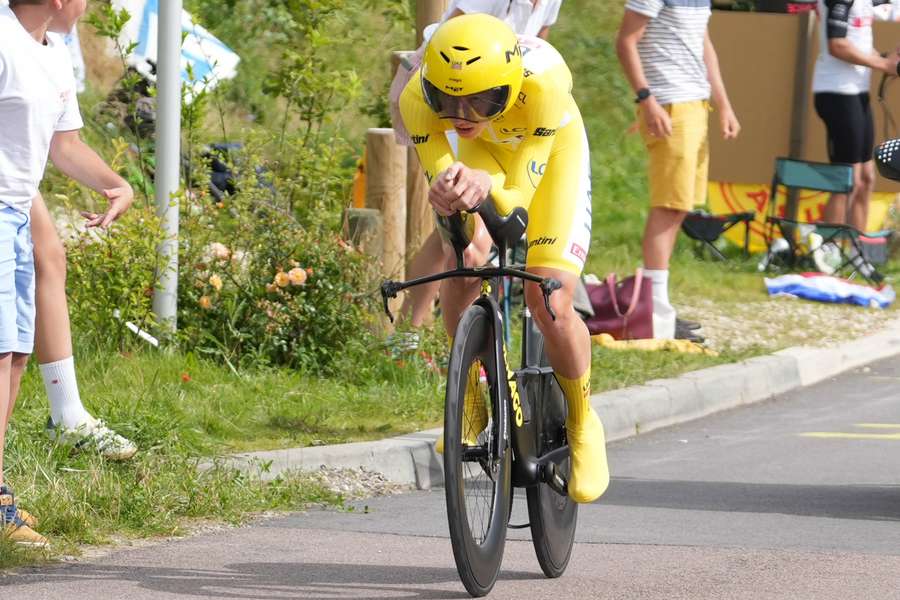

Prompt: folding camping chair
[
  {"left": 681, "top": 210, "right": 756, "bottom": 260},
  {"left": 764, "top": 157, "right": 886, "bottom": 284}
]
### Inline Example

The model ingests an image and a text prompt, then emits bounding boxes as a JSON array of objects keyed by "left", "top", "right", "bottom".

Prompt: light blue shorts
[{"left": 0, "top": 206, "right": 34, "bottom": 355}]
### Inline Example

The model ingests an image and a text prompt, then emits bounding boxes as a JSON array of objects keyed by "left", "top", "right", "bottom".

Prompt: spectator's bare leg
[
  {"left": 642, "top": 206, "right": 687, "bottom": 269},
  {"left": 642, "top": 207, "right": 686, "bottom": 339},
  {"left": 0, "top": 353, "right": 9, "bottom": 485},
  {"left": 823, "top": 192, "right": 848, "bottom": 224},
  {"left": 5, "top": 353, "right": 27, "bottom": 424},
  {"left": 848, "top": 160, "right": 875, "bottom": 232},
  {"left": 31, "top": 194, "right": 92, "bottom": 429}
]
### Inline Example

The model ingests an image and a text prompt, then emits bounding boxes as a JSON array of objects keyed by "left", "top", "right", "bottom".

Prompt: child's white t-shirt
[
  {"left": 443, "top": 0, "right": 562, "bottom": 37},
  {"left": 0, "top": 4, "right": 83, "bottom": 213}
]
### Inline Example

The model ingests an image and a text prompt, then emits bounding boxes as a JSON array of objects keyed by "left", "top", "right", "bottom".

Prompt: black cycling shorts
[{"left": 814, "top": 92, "right": 874, "bottom": 164}]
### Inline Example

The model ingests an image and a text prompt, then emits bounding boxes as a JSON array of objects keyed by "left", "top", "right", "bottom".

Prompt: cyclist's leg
[
  {"left": 439, "top": 136, "right": 501, "bottom": 336},
  {"left": 435, "top": 138, "right": 502, "bottom": 453},
  {"left": 399, "top": 229, "right": 446, "bottom": 327},
  {"left": 523, "top": 123, "right": 608, "bottom": 504}
]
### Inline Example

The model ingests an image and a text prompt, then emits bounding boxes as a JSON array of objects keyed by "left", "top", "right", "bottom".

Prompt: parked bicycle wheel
[
  {"left": 526, "top": 349, "right": 577, "bottom": 578},
  {"left": 444, "top": 303, "right": 511, "bottom": 597}
]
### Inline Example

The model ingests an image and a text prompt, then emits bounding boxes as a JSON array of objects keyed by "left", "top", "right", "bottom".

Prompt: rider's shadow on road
[
  {"left": 601, "top": 477, "right": 900, "bottom": 522},
  {"left": 7, "top": 561, "right": 536, "bottom": 599}
]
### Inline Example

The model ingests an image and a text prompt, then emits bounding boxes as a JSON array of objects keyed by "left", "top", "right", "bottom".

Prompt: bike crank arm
[
  {"left": 537, "top": 445, "right": 571, "bottom": 497},
  {"left": 543, "top": 462, "right": 568, "bottom": 497}
]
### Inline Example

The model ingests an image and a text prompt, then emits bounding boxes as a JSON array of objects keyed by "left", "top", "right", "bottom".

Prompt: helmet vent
[
  {"left": 440, "top": 51, "right": 450, "bottom": 63},
  {"left": 466, "top": 57, "right": 481, "bottom": 65},
  {"left": 452, "top": 46, "right": 469, "bottom": 51}
]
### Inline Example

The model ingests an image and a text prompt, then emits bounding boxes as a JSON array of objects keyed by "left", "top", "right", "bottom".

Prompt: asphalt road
[{"left": 3, "top": 357, "right": 900, "bottom": 599}]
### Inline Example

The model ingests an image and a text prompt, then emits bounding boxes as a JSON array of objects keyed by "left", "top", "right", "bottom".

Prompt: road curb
[{"left": 226, "top": 318, "right": 900, "bottom": 489}]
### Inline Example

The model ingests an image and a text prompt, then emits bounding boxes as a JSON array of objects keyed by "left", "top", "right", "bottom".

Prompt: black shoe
[
  {"left": 675, "top": 321, "right": 705, "bottom": 344},
  {"left": 676, "top": 317, "right": 701, "bottom": 330}
]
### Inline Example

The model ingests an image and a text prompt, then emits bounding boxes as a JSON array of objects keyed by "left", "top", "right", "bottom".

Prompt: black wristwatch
[{"left": 634, "top": 87, "right": 652, "bottom": 103}]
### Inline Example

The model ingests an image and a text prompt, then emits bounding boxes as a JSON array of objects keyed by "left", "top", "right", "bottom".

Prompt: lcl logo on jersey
[{"left": 527, "top": 160, "right": 546, "bottom": 188}]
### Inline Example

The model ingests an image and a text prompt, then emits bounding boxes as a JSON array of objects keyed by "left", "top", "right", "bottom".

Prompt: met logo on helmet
[{"left": 505, "top": 45, "right": 521, "bottom": 64}]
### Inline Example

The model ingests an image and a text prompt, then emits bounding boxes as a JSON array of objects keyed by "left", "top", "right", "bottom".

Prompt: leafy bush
[
  {"left": 58, "top": 1, "right": 392, "bottom": 373},
  {"left": 175, "top": 155, "right": 380, "bottom": 372}
]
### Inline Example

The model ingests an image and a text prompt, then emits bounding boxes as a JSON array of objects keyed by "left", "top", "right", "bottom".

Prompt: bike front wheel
[
  {"left": 526, "top": 352, "right": 577, "bottom": 578},
  {"left": 444, "top": 303, "right": 511, "bottom": 597}
]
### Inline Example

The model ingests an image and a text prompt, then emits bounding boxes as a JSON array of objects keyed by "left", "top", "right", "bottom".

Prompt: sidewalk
[{"left": 224, "top": 318, "right": 900, "bottom": 489}]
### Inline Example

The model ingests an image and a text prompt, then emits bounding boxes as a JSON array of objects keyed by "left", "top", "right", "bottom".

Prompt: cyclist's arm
[
  {"left": 489, "top": 79, "right": 566, "bottom": 215},
  {"left": 399, "top": 71, "right": 456, "bottom": 185},
  {"left": 488, "top": 134, "right": 554, "bottom": 215}
]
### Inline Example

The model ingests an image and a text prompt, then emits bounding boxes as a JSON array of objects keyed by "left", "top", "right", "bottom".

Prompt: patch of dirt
[{"left": 678, "top": 296, "right": 897, "bottom": 353}]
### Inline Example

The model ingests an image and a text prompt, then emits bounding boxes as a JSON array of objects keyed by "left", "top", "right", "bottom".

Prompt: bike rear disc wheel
[
  {"left": 444, "top": 303, "right": 511, "bottom": 597},
  {"left": 526, "top": 353, "right": 577, "bottom": 578}
]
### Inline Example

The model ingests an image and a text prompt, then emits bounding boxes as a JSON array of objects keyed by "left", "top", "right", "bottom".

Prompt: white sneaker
[{"left": 46, "top": 417, "right": 138, "bottom": 461}]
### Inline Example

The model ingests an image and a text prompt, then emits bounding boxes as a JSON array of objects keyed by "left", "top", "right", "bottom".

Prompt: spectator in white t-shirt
[
  {"left": 443, "top": 0, "right": 562, "bottom": 39},
  {"left": 813, "top": 0, "right": 900, "bottom": 237}
]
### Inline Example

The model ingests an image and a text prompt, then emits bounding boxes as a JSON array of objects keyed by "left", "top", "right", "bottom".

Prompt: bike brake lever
[
  {"left": 381, "top": 281, "right": 401, "bottom": 323},
  {"left": 540, "top": 278, "right": 562, "bottom": 321}
]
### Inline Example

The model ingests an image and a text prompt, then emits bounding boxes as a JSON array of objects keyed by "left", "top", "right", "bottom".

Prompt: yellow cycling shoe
[
  {"left": 566, "top": 407, "right": 610, "bottom": 503},
  {"left": 435, "top": 381, "right": 488, "bottom": 454}
]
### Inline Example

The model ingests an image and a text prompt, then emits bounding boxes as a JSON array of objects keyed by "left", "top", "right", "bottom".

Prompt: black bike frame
[{"left": 380, "top": 205, "right": 569, "bottom": 495}]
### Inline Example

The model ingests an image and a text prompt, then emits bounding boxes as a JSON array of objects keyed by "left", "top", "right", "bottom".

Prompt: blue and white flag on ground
[
  {"left": 113, "top": 0, "right": 240, "bottom": 97},
  {"left": 765, "top": 273, "right": 896, "bottom": 309}
]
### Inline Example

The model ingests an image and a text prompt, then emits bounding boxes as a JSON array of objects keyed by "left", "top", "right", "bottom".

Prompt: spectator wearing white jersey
[
  {"left": 813, "top": 0, "right": 900, "bottom": 235},
  {"left": 616, "top": 0, "right": 740, "bottom": 340}
]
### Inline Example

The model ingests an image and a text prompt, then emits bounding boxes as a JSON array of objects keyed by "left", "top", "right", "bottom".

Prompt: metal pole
[{"left": 153, "top": 0, "right": 182, "bottom": 333}]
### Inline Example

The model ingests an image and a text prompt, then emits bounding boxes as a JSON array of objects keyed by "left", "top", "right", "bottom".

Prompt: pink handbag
[{"left": 584, "top": 269, "right": 654, "bottom": 340}]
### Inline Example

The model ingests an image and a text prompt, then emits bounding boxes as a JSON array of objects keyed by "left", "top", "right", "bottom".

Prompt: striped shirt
[{"left": 625, "top": 0, "right": 711, "bottom": 106}]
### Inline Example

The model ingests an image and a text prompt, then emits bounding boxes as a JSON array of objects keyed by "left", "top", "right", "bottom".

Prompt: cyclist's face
[{"left": 451, "top": 119, "right": 489, "bottom": 139}]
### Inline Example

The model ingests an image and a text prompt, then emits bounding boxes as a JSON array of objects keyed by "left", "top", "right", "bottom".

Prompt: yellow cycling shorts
[
  {"left": 458, "top": 120, "right": 592, "bottom": 276},
  {"left": 639, "top": 100, "right": 710, "bottom": 212}
]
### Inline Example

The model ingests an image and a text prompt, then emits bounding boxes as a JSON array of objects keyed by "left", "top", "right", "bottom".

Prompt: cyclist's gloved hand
[{"left": 428, "top": 162, "right": 492, "bottom": 216}]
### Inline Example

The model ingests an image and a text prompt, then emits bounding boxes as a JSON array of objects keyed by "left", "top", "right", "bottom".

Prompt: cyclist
[{"left": 400, "top": 13, "right": 608, "bottom": 503}]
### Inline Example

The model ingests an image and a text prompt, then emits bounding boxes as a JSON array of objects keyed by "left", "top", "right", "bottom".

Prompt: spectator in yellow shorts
[{"left": 615, "top": 0, "right": 740, "bottom": 339}]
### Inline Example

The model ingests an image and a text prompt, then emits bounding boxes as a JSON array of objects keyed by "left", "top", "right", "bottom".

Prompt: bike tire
[
  {"left": 526, "top": 350, "right": 577, "bottom": 578},
  {"left": 444, "top": 303, "right": 511, "bottom": 597}
]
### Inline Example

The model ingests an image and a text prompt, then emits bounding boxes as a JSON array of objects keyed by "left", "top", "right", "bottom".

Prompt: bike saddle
[
  {"left": 477, "top": 201, "right": 528, "bottom": 254},
  {"left": 875, "top": 138, "right": 900, "bottom": 181}
]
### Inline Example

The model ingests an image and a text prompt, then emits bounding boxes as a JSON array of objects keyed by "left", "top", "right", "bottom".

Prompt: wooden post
[
  {"left": 785, "top": 10, "right": 816, "bottom": 222},
  {"left": 365, "top": 128, "right": 407, "bottom": 281},
  {"left": 416, "top": 0, "right": 447, "bottom": 46}
]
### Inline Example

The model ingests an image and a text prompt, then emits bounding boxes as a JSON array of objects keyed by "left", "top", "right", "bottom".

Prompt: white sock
[
  {"left": 643, "top": 268, "right": 676, "bottom": 339},
  {"left": 40, "top": 357, "right": 93, "bottom": 429}
]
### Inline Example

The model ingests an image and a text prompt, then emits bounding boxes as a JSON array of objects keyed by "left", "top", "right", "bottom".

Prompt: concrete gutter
[{"left": 224, "top": 318, "right": 900, "bottom": 489}]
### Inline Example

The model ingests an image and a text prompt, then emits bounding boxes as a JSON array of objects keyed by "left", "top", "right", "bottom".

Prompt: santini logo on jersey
[
  {"left": 533, "top": 127, "right": 556, "bottom": 137},
  {"left": 410, "top": 134, "right": 430, "bottom": 145},
  {"left": 528, "top": 236, "right": 557, "bottom": 248}
]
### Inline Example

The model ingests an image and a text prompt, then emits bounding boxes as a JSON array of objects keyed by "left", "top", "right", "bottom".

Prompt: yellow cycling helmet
[{"left": 421, "top": 13, "right": 523, "bottom": 123}]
